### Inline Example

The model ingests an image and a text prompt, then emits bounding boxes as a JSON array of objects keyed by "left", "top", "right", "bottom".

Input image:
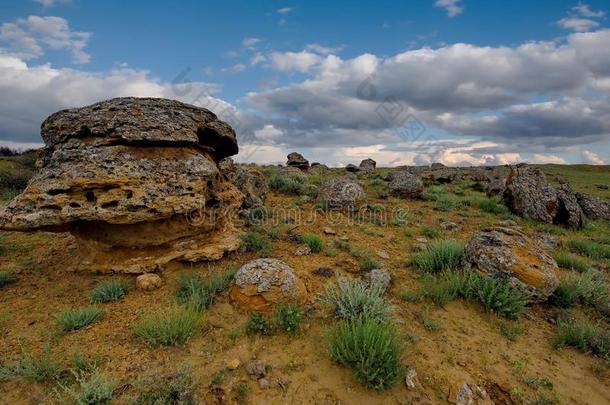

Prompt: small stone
[
  {"left": 323, "top": 227, "right": 336, "bottom": 235},
  {"left": 340, "top": 235, "right": 349, "bottom": 241},
  {"left": 365, "top": 269, "right": 391, "bottom": 291},
  {"left": 499, "top": 219, "right": 517, "bottom": 227},
  {"left": 448, "top": 382, "right": 474, "bottom": 405},
  {"left": 295, "top": 245, "right": 311, "bottom": 256},
  {"left": 414, "top": 243, "right": 428, "bottom": 251},
  {"left": 376, "top": 250, "right": 390, "bottom": 259},
  {"left": 405, "top": 367, "right": 418, "bottom": 390},
  {"left": 439, "top": 219, "right": 459, "bottom": 231},
  {"left": 227, "top": 359, "right": 240, "bottom": 370},
  {"left": 258, "top": 378, "right": 270, "bottom": 389},
  {"left": 312, "top": 267, "right": 334, "bottom": 277},
  {"left": 245, "top": 360, "right": 266, "bottom": 379},
  {"left": 136, "top": 273, "right": 162, "bottom": 291}
]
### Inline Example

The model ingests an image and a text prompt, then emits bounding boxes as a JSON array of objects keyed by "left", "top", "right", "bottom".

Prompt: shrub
[
  {"left": 326, "top": 318, "right": 402, "bottom": 389},
  {"left": 1, "top": 343, "right": 62, "bottom": 382},
  {"left": 322, "top": 277, "right": 390, "bottom": 323},
  {"left": 499, "top": 321, "right": 526, "bottom": 342},
  {"left": 553, "top": 251, "right": 591, "bottom": 273},
  {"left": 90, "top": 280, "right": 129, "bottom": 304},
  {"left": 467, "top": 275, "right": 528, "bottom": 319},
  {"left": 128, "top": 368, "right": 195, "bottom": 405},
  {"left": 477, "top": 197, "right": 509, "bottom": 215},
  {"left": 176, "top": 268, "right": 236, "bottom": 312},
  {"left": 433, "top": 195, "right": 458, "bottom": 212},
  {"left": 419, "top": 272, "right": 463, "bottom": 307},
  {"left": 0, "top": 270, "right": 17, "bottom": 288},
  {"left": 244, "top": 206, "right": 271, "bottom": 227},
  {"left": 268, "top": 173, "right": 308, "bottom": 195},
  {"left": 410, "top": 240, "right": 464, "bottom": 273},
  {"left": 334, "top": 240, "right": 352, "bottom": 252},
  {"left": 567, "top": 239, "right": 610, "bottom": 260},
  {"left": 422, "top": 318, "right": 440, "bottom": 332},
  {"left": 301, "top": 233, "right": 323, "bottom": 253},
  {"left": 314, "top": 199, "right": 328, "bottom": 211},
  {"left": 134, "top": 306, "right": 200, "bottom": 348},
  {"left": 359, "top": 257, "right": 379, "bottom": 272},
  {"left": 549, "top": 270, "right": 609, "bottom": 310},
  {"left": 245, "top": 312, "right": 275, "bottom": 336},
  {"left": 421, "top": 226, "right": 440, "bottom": 239},
  {"left": 552, "top": 319, "right": 599, "bottom": 354},
  {"left": 367, "top": 204, "right": 384, "bottom": 212},
  {"left": 273, "top": 303, "right": 303, "bottom": 334},
  {"left": 56, "top": 307, "right": 103, "bottom": 332},
  {"left": 57, "top": 369, "right": 115, "bottom": 405},
  {"left": 239, "top": 232, "right": 271, "bottom": 255}
]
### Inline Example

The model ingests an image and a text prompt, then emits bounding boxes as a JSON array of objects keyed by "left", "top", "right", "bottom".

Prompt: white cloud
[
  {"left": 572, "top": 3, "right": 604, "bottom": 18},
  {"left": 269, "top": 51, "right": 322, "bottom": 72},
  {"left": 0, "top": 15, "right": 91, "bottom": 64},
  {"left": 250, "top": 52, "right": 266, "bottom": 66},
  {"left": 305, "top": 43, "right": 343, "bottom": 55},
  {"left": 276, "top": 7, "right": 293, "bottom": 15},
  {"left": 241, "top": 37, "right": 261, "bottom": 47},
  {"left": 581, "top": 150, "right": 606, "bottom": 164},
  {"left": 558, "top": 17, "right": 600, "bottom": 32},
  {"left": 434, "top": 0, "right": 463, "bottom": 18},
  {"left": 530, "top": 154, "right": 568, "bottom": 164},
  {"left": 221, "top": 63, "right": 247, "bottom": 74},
  {"left": 34, "top": 0, "right": 71, "bottom": 7}
]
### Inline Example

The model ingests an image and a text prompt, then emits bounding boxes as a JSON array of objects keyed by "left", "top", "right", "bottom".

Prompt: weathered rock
[
  {"left": 464, "top": 227, "right": 559, "bottom": 302},
  {"left": 229, "top": 258, "right": 307, "bottom": 312},
  {"left": 317, "top": 178, "right": 365, "bottom": 211},
  {"left": 218, "top": 157, "right": 235, "bottom": 175},
  {"left": 376, "top": 250, "right": 390, "bottom": 259},
  {"left": 232, "top": 168, "right": 268, "bottom": 209},
  {"left": 404, "top": 368, "right": 419, "bottom": 390},
  {"left": 388, "top": 171, "right": 424, "bottom": 199},
  {"left": 431, "top": 162, "right": 446, "bottom": 170},
  {"left": 227, "top": 358, "right": 241, "bottom": 370},
  {"left": 295, "top": 245, "right": 311, "bottom": 256},
  {"left": 258, "top": 378, "right": 270, "bottom": 389},
  {"left": 576, "top": 192, "right": 610, "bottom": 221},
  {"left": 245, "top": 360, "right": 266, "bottom": 379},
  {"left": 0, "top": 97, "right": 243, "bottom": 273},
  {"left": 136, "top": 273, "right": 163, "bottom": 291},
  {"left": 359, "top": 158, "right": 376, "bottom": 173},
  {"left": 503, "top": 165, "right": 583, "bottom": 229},
  {"left": 365, "top": 268, "right": 391, "bottom": 291},
  {"left": 448, "top": 382, "right": 474, "bottom": 405},
  {"left": 439, "top": 218, "right": 460, "bottom": 231},
  {"left": 286, "top": 152, "right": 309, "bottom": 171},
  {"left": 345, "top": 163, "right": 359, "bottom": 173}
]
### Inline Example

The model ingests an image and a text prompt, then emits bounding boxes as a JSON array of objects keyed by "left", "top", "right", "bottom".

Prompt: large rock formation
[
  {"left": 388, "top": 171, "right": 424, "bottom": 199},
  {"left": 286, "top": 152, "right": 309, "bottom": 171},
  {"left": 318, "top": 177, "right": 365, "bottom": 211},
  {"left": 464, "top": 227, "right": 559, "bottom": 303},
  {"left": 503, "top": 165, "right": 584, "bottom": 229},
  {"left": 576, "top": 192, "right": 610, "bottom": 221},
  {"left": 359, "top": 158, "right": 376, "bottom": 174},
  {"left": 0, "top": 97, "right": 244, "bottom": 273}
]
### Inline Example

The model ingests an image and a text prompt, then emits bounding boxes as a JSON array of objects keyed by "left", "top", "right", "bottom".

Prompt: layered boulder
[
  {"left": 0, "top": 97, "right": 244, "bottom": 273},
  {"left": 464, "top": 227, "right": 559, "bottom": 303},
  {"left": 286, "top": 152, "right": 309, "bottom": 171},
  {"left": 503, "top": 165, "right": 584, "bottom": 229}
]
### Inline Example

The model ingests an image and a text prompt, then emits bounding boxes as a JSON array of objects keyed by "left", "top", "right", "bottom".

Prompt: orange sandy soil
[{"left": 1, "top": 184, "right": 609, "bottom": 404}]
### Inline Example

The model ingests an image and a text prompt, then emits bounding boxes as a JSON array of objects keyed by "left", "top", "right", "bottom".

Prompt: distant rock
[
  {"left": 431, "top": 162, "right": 446, "bottom": 170},
  {"left": 464, "top": 227, "right": 559, "bottom": 302},
  {"left": 576, "top": 192, "right": 610, "bottom": 221},
  {"left": 318, "top": 177, "right": 365, "bottom": 211},
  {"left": 388, "top": 171, "right": 424, "bottom": 199},
  {"left": 345, "top": 163, "right": 359, "bottom": 173},
  {"left": 232, "top": 168, "right": 269, "bottom": 209},
  {"left": 286, "top": 152, "right": 309, "bottom": 171},
  {"left": 359, "top": 158, "right": 376, "bottom": 173},
  {"left": 229, "top": 258, "right": 307, "bottom": 312}
]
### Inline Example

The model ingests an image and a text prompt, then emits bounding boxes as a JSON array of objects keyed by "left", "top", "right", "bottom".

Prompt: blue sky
[{"left": 1, "top": 0, "right": 609, "bottom": 166}]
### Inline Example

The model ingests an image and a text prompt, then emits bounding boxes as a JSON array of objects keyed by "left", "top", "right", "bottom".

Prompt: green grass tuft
[
  {"left": 176, "top": 268, "right": 236, "bottom": 312},
  {"left": 90, "top": 280, "right": 129, "bottom": 304},
  {"left": 359, "top": 257, "right": 379, "bottom": 272},
  {"left": 410, "top": 239, "right": 464, "bottom": 273},
  {"left": 421, "top": 226, "right": 441, "bottom": 239},
  {"left": 301, "top": 233, "right": 323, "bottom": 253},
  {"left": 128, "top": 368, "right": 195, "bottom": 405},
  {"left": 567, "top": 239, "right": 610, "bottom": 260},
  {"left": 245, "top": 312, "right": 275, "bottom": 336},
  {"left": 326, "top": 318, "right": 402, "bottom": 390},
  {"left": 56, "top": 369, "right": 115, "bottom": 405},
  {"left": 0, "top": 343, "right": 62, "bottom": 382},
  {"left": 56, "top": 307, "right": 103, "bottom": 332},
  {"left": 477, "top": 197, "right": 509, "bottom": 215},
  {"left": 0, "top": 270, "right": 17, "bottom": 287},
  {"left": 553, "top": 251, "right": 591, "bottom": 273},
  {"left": 549, "top": 270, "right": 609, "bottom": 310},
  {"left": 272, "top": 303, "right": 303, "bottom": 334},
  {"left": 553, "top": 319, "right": 609, "bottom": 361},
  {"left": 134, "top": 306, "right": 200, "bottom": 348},
  {"left": 239, "top": 231, "right": 271, "bottom": 255},
  {"left": 322, "top": 277, "right": 390, "bottom": 323}
]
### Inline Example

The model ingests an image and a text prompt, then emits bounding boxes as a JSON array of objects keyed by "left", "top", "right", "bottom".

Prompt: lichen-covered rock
[
  {"left": 136, "top": 273, "right": 163, "bottom": 291},
  {"left": 229, "top": 258, "right": 307, "bottom": 312},
  {"left": 0, "top": 97, "right": 243, "bottom": 273},
  {"left": 232, "top": 168, "right": 268, "bottom": 209},
  {"left": 388, "top": 171, "right": 424, "bottom": 199},
  {"left": 318, "top": 177, "right": 365, "bottom": 211},
  {"left": 218, "top": 157, "right": 236, "bottom": 175},
  {"left": 359, "top": 158, "right": 376, "bottom": 173},
  {"left": 464, "top": 227, "right": 559, "bottom": 302},
  {"left": 365, "top": 268, "right": 391, "bottom": 291},
  {"left": 286, "top": 152, "right": 309, "bottom": 171},
  {"left": 576, "top": 192, "right": 610, "bottom": 221},
  {"left": 503, "top": 166, "right": 583, "bottom": 229}
]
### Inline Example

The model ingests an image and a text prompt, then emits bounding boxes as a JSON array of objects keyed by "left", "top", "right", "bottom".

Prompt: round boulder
[
  {"left": 136, "top": 273, "right": 163, "bottom": 291},
  {"left": 388, "top": 171, "right": 424, "bottom": 199},
  {"left": 318, "top": 177, "right": 365, "bottom": 211},
  {"left": 464, "top": 227, "right": 559, "bottom": 302},
  {"left": 229, "top": 258, "right": 307, "bottom": 312},
  {"left": 359, "top": 158, "right": 376, "bottom": 173}
]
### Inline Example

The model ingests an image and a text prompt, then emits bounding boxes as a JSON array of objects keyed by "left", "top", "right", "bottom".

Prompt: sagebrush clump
[
  {"left": 322, "top": 277, "right": 390, "bottom": 323},
  {"left": 134, "top": 306, "right": 200, "bottom": 348},
  {"left": 410, "top": 239, "right": 464, "bottom": 273}
]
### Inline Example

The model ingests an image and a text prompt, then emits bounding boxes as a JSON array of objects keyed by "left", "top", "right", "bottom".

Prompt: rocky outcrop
[
  {"left": 576, "top": 193, "right": 610, "bottom": 221},
  {"left": 318, "top": 177, "right": 365, "bottom": 211},
  {"left": 286, "top": 152, "right": 309, "bottom": 171},
  {"left": 345, "top": 164, "right": 359, "bottom": 173},
  {"left": 0, "top": 97, "right": 244, "bottom": 273},
  {"left": 229, "top": 258, "right": 307, "bottom": 312},
  {"left": 232, "top": 168, "right": 268, "bottom": 209},
  {"left": 359, "top": 159, "right": 376, "bottom": 173},
  {"left": 464, "top": 227, "right": 559, "bottom": 303},
  {"left": 503, "top": 165, "right": 584, "bottom": 229},
  {"left": 388, "top": 171, "right": 424, "bottom": 199}
]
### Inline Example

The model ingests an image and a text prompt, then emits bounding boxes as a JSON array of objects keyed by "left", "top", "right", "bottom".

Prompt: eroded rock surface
[
  {"left": 318, "top": 177, "right": 365, "bottom": 211},
  {"left": 576, "top": 192, "right": 610, "bottom": 221},
  {"left": 464, "top": 227, "right": 559, "bottom": 302},
  {"left": 286, "top": 152, "right": 309, "bottom": 171},
  {"left": 388, "top": 171, "right": 424, "bottom": 199},
  {"left": 0, "top": 97, "right": 243, "bottom": 273}
]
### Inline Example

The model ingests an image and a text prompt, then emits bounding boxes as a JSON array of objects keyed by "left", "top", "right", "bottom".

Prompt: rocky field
[{"left": 0, "top": 98, "right": 609, "bottom": 405}]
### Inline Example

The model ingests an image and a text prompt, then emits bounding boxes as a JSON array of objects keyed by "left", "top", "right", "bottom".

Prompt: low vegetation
[
  {"left": 56, "top": 307, "right": 103, "bottom": 332},
  {"left": 359, "top": 257, "right": 379, "bottom": 272},
  {"left": 134, "top": 306, "right": 200, "bottom": 348},
  {"left": 301, "top": 233, "right": 323, "bottom": 253},
  {"left": 0, "top": 270, "right": 17, "bottom": 288},
  {"left": 90, "top": 280, "right": 129, "bottom": 304},
  {"left": 0, "top": 343, "right": 62, "bottom": 382},
  {"left": 176, "top": 268, "right": 236, "bottom": 312},
  {"left": 128, "top": 368, "right": 195, "bottom": 405},
  {"left": 246, "top": 303, "right": 304, "bottom": 335},
  {"left": 553, "top": 251, "right": 591, "bottom": 273},
  {"left": 553, "top": 319, "right": 610, "bottom": 362},
  {"left": 245, "top": 312, "right": 275, "bottom": 336},
  {"left": 477, "top": 197, "right": 509, "bottom": 215},
  {"left": 322, "top": 277, "right": 390, "bottom": 323},
  {"left": 239, "top": 231, "right": 272, "bottom": 255},
  {"left": 410, "top": 239, "right": 464, "bottom": 273},
  {"left": 56, "top": 369, "right": 115, "bottom": 405},
  {"left": 567, "top": 239, "right": 610, "bottom": 260},
  {"left": 549, "top": 270, "right": 609, "bottom": 310},
  {"left": 268, "top": 172, "right": 313, "bottom": 196},
  {"left": 421, "top": 226, "right": 440, "bottom": 239}
]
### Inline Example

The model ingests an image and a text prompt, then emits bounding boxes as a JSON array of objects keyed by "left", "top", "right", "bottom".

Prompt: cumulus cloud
[
  {"left": 581, "top": 150, "right": 606, "bottom": 164},
  {"left": 572, "top": 3, "right": 604, "bottom": 18},
  {"left": 0, "top": 15, "right": 90, "bottom": 64},
  {"left": 268, "top": 51, "right": 322, "bottom": 72},
  {"left": 434, "top": 0, "right": 463, "bottom": 18},
  {"left": 558, "top": 3, "right": 605, "bottom": 32}
]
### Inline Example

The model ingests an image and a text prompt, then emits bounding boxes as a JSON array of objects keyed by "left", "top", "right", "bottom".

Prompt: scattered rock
[
  {"left": 323, "top": 227, "right": 336, "bottom": 235},
  {"left": 286, "top": 152, "right": 309, "bottom": 171},
  {"left": 376, "top": 250, "right": 390, "bottom": 259},
  {"left": 0, "top": 97, "right": 243, "bottom": 273},
  {"left": 536, "top": 234, "right": 559, "bottom": 249},
  {"left": 318, "top": 178, "right": 365, "bottom": 211},
  {"left": 359, "top": 158, "right": 376, "bottom": 173},
  {"left": 576, "top": 192, "right": 610, "bottom": 221},
  {"left": 136, "top": 273, "right": 163, "bottom": 291},
  {"left": 339, "top": 235, "right": 349, "bottom": 241},
  {"left": 245, "top": 360, "right": 266, "bottom": 379},
  {"left": 499, "top": 219, "right": 518, "bottom": 227},
  {"left": 218, "top": 157, "right": 235, "bottom": 175},
  {"left": 232, "top": 168, "right": 269, "bottom": 209},
  {"left": 345, "top": 163, "right": 359, "bottom": 173},
  {"left": 431, "top": 162, "right": 446, "bottom": 170},
  {"left": 464, "top": 227, "right": 559, "bottom": 302},
  {"left": 388, "top": 171, "right": 424, "bottom": 199},
  {"left": 555, "top": 183, "right": 585, "bottom": 229},
  {"left": 365, "top": 268, "right": 391, "bottom": 291},
  {"left": 229, "top": 258, "right": 307, "bottom": 312},
  {"left": 439, "top": 219, "right": 460, "bottom": 231},
  {"left": 448, "top": 382, "right": 474, "bottom": 405},
  {"left": 404, "top": 367, "right": 418, "bottom": 390},
  {"left": 312, "top": 267, "right": 334, "bottom": 277},
  {"left": 258, "top": 378, "right": 270, "bottom": 389},
  {"left": 227, "top": 358, "right": 241, "bottom": 370},
  {"left": 596, "top": 184, "right": 609, "bottom": 190},
  {"left": 415, "top": 237, "right": 428, "bottom": 243},
  {"left": 295, "top": 245, "right": 311, "bottom": 256}
]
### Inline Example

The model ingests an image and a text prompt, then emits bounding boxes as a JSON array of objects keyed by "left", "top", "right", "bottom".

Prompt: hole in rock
[
  {"left": 101, "top": 201, "right": 119, "bottom": 209},
  {"left": 85, "top": 191, "right": 96, "bottom": 203},
  {"left": 69, "top": 202, "right": 81, "bottom": 208},
  {"left": 126, "top": 190, "right": 133, "bottom": 199}
]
